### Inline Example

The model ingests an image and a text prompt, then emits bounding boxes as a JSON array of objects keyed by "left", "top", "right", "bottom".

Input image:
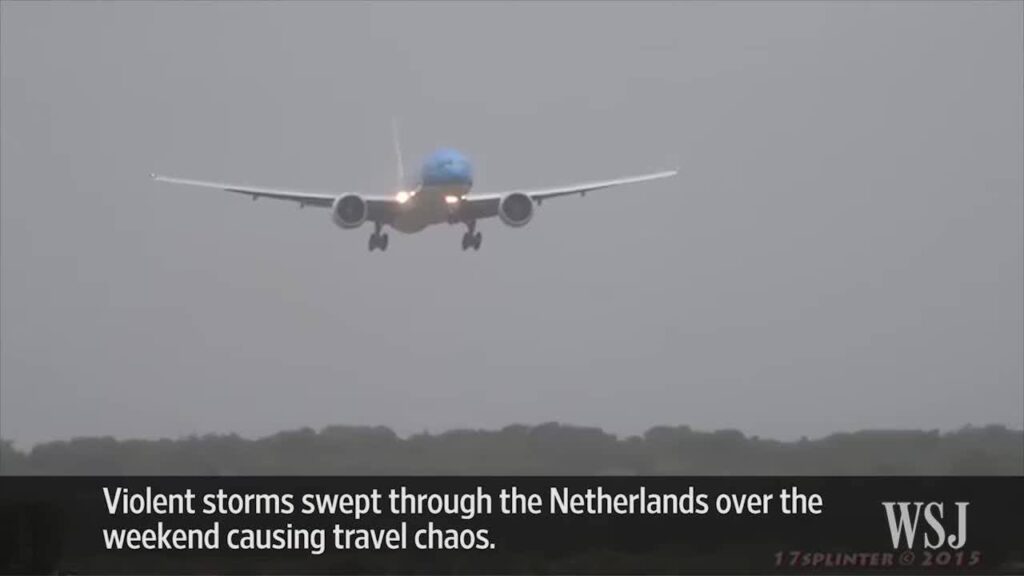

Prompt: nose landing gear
[{"left": 368, "top": 222, "right": 389, "bottom": 252}]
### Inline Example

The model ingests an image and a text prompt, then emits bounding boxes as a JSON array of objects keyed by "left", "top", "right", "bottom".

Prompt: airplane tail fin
[{"left": 391, "top": 117, "right": 406, "bottom": 190}]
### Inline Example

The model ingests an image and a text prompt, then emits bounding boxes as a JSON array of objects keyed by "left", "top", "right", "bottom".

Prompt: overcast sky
[{"left": 1, "top": 1, "right": 1021, "bottom": 447}]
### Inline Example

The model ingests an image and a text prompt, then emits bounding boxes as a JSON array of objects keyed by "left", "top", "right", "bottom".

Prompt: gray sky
[{"left": 2, "top": 1, "right": 1021, "bottom": 448}]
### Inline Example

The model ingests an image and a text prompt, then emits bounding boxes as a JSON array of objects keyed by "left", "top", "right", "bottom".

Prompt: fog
[{"left": 2, "top": 1, "right": 1021, "bottom": 447}]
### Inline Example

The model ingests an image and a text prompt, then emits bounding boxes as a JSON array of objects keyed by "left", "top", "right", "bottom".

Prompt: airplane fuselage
[{"left": 390, "top": 148, "right": 474, "bottom": 234}]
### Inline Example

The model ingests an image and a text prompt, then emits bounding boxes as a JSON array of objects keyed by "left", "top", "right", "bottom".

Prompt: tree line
[{"left": 2, "top": 423, "right": 1021, "bottom": 475}]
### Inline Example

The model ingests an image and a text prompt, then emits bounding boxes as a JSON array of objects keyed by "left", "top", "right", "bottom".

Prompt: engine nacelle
[
  {"left": 498, "top": 192, "right": 534, "bottom": 227},
  {"left": 332, "top": 194, "right": 367, "bottom": 229}
]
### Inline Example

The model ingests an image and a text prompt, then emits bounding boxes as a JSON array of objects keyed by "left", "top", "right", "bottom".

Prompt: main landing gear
[
  {"left": 368, "top": 222, "right": 389, "bottom": 252},
  {"left": 461, "top": 221, "right": 482, "bottom": 251}
]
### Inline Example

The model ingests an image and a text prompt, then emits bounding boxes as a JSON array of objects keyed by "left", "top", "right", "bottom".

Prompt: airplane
[{"left": 153, "top": 124, "right": 677, "bottom": 252}]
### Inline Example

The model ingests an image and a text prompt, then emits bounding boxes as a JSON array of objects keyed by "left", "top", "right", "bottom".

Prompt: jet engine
[
  {"left": 498, "top": 192, "right": 534, "bottom": 227},
  {"left": 332, "top": 194, "right": 367, "bottom": 228}
]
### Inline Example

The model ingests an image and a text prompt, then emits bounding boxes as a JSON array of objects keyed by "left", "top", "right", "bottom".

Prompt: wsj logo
[{"left": 882, "top": 502, "right": 969, "bottom": 550}]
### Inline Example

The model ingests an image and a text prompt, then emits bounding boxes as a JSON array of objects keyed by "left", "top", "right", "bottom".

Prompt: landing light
[
  {"left": 396, "top": 191, "right": 411, "bottom": 204},
  {"left": 445, "top": 195, "right": 460, "bottom": 205}
]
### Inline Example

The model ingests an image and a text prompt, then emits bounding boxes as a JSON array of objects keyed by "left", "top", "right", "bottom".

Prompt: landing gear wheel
[
  {"left": 368, "top": 222, "right": 387, "bottom": 252},
  {"left": 461, "top": 219, "right": 478, "bottom": 251},
  {"left": 473, "top": 232, "right": 482, "bottom": 251},
  {"left": 369, "top": 233, "right": 388, "bottom": 252}
]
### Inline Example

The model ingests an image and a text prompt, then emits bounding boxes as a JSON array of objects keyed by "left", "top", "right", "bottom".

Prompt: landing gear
[
  {"left": 461, "top": 221, "right": 482, "bottom": 251},
  {"left": 461, "top": 232, "right": 481, "bottom": 251},
  {"left": 368, "top": 233, "right": 389, "bottom": 251},
  {"left": 368, "top": 222, "right": 389, "bottom": 252}
]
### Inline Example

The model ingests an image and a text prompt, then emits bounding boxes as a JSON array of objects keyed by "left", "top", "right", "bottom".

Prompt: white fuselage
[{"left": 390, "top": 183, "right": 472, "bottom": 233}]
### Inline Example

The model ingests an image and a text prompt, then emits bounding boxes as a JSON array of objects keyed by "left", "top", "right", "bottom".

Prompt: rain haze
[{"left": 1, "top": 1, "right": 1021, "bottom": 448}]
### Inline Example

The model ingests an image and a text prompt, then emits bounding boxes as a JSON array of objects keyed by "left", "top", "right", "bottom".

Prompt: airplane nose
[
  {"left": 421, "top": 150, "right": 473, "bottom": 186},
  {"left": 446, "top": 160, "right": 466, "bottom": 177}
]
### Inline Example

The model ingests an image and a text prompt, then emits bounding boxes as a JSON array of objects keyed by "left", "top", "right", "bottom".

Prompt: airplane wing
[
  {"left": 151, "top": 174, "right": 394, "bottom": 208},
  {"left": 493, "top": 170, "right": 678, "bottom": 201},
  {"left": 458, "top": 169, "right": 677, "bottom": 219}
]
